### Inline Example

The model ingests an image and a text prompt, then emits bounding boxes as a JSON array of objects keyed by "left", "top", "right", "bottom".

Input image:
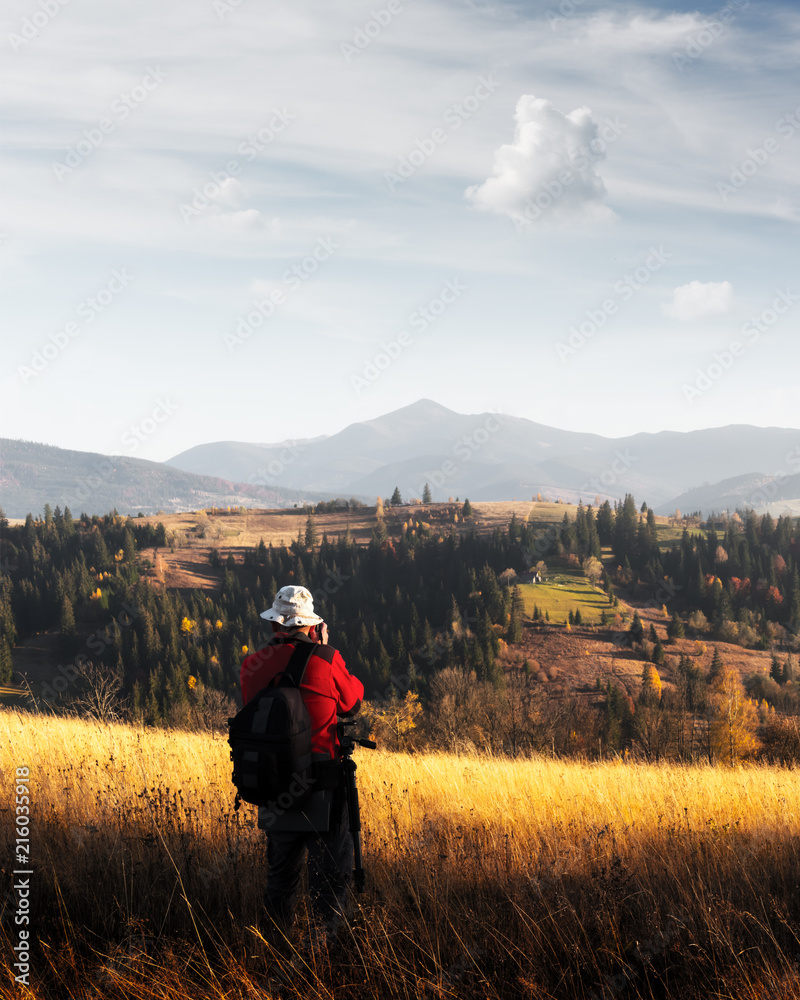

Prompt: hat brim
[{"left": 260, "top": 609, "right": 324, "bottom": 626}]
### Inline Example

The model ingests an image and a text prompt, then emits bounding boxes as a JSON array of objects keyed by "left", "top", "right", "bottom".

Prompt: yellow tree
[
  {"left": 363, "top": 691, "right": 422, "bottom": 751},
  {"left": 641, "top": 663, "right": 662, "bottom": 702},
  {"left": 634, "top": 663, "right": 671, "bottom": 759},
  {"left": 708, "top": 664, "right": 759, "bottom": 764}
]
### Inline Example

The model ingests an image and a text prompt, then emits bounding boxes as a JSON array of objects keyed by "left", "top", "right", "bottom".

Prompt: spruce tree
[
  {"left": 422, "top": 483, "right": 432, "bottom": 504},
  {"left": 667, "top": 612, "right": 685, "bottom": 642},
  {"left": 596, "top": 500, "right": 614, "bottom": 545},
  {"left": 508, "top": 586, "right": 524, "bottom": 643},
  {"left": 708, "top": 646, "right": 724, "bottom": 683},
  {"left": 123, "top": 528, "right": 136, "bottom": 564},
  {"left": 58, "top": 594, "right": 78, "bottom": 658}
]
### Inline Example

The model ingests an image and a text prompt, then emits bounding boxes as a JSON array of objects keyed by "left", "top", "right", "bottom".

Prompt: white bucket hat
[{"left": 260, "top": 585, "right": 323, "bottom": 627}]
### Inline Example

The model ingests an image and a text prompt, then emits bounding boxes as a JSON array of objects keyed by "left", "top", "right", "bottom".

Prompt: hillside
[
  {"left": 129, "top": 499, "right": 563, "bottom": 589},
  {"left": 0, "top": 438, "right": 338, "bottom": 519}
]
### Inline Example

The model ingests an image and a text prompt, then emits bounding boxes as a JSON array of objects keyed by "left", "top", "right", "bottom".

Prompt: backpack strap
[{"left": 274, "top": 641, "right": 315, "bottom": 689}]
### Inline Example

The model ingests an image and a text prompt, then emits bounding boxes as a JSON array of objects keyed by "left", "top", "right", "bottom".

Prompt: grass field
[
  {"left": 2, "top": 709, "right": 799, "bottom": 999},
  {"left": 518, "top": 567, "right": 611, "bottom": 624},
  {"left": 654, "top": 524, "right": 707, "bottom": 549}
]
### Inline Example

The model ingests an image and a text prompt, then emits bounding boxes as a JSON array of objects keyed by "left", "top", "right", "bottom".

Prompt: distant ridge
[
  {"left": 663, "top": 471, "right": 800, "bottom": 517},
  {"left": 3, "top": 402, "right": 799, "bottom": 518},
  {"left": 167, "top": 399, "right": 800, "bottom": 513},
  {"left": 0, "top": 439, "right": 338, "bottom": 519}
]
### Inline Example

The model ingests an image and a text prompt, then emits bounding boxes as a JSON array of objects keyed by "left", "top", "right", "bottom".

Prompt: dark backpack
[{"left": 228, "top": 642, "right": 316, "bottom": 811}]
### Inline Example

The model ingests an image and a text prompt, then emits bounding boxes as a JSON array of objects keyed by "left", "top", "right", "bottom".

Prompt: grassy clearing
[
  {"left": 518, "top": 568, "right": 610, "bottom": 624},
  {"left": 655, "top": 524, "right": 708, "bottom": 549},
  {"left": 2, "top": 710, "right": 799, "bottom": 999}
]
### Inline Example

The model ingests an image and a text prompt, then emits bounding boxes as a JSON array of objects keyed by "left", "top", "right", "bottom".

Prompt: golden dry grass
[{"left": 2, "top": 710, "right": 800, "bottom": 999}]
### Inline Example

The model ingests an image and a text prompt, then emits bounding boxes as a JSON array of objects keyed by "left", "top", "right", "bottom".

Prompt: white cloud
[
  {"left": 662, "top": 280, "right": 733, "bottom": 320},
  {"left": 464, "top": 94, "right": 615, "bottom": 226},
  {"left": 203, "top": 208, "right": 280, "bottom": 234}
]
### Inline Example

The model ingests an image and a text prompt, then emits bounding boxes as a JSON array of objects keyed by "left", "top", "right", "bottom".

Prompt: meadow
[
  {"left": 2, "top": 710, "right": 799, "bottom": 999},
  {"left": 518, "top": 568, "right": 610, "bottom": 624}
]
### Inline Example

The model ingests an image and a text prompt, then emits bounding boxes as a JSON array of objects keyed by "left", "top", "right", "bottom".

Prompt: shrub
[{"left": 760, "top": 714, "right": 800, "bottom": 764}]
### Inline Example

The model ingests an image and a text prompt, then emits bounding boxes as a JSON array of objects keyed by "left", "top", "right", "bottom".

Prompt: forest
[{"left": 0, "top": 497, "right": 798, "bottom": 762}]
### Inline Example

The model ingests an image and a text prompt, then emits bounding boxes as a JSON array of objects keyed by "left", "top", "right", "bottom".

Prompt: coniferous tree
[
  {"left": 708, "top": 646, "right": 724, "bottom": 683},
  {"left": 123, "top": 528, "right": 136, "bottom": 565},
  {"left": 422, "top": 483, "right": 432, "bottom": 504},
  {"left": 629, "top": 611, "right": 644, "bottom": 644},
  {"left": 596, "top": 500, "right": 614, "bottom": 546},
  {"left": 58, "top": 594, "right": 78, "bottom": 658},
  {"left": 666, "top": 612, "right": 685, "bottom": 642},
  {"left": 614, "top": 494, "right": 639, "bottom": 565}
]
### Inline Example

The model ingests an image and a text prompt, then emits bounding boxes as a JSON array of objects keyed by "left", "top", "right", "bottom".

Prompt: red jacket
[{"left": 240, "top": 634, "right": 363, "bottom": 758}]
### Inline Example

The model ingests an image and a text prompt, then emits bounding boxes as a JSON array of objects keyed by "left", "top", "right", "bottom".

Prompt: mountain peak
[{"left": 372, "top": 399, "right": 457, "bottom": 422}]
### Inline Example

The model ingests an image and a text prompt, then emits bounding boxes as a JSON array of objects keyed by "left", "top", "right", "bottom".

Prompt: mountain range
[
  {"left": 167, "top": 399, "right": 800, "bottom": 515},
  {"left": 2, "top": 400, "right": 799, "bottom": 519}
]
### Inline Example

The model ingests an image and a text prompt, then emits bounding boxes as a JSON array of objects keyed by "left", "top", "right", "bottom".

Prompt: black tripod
[{"left": 337, "top": 719, "right": 376, "bottom": 892}]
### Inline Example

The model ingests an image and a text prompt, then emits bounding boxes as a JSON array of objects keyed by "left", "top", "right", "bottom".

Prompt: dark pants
[{"left": 264, "top": 791, "right": 353, "bottom": 929}]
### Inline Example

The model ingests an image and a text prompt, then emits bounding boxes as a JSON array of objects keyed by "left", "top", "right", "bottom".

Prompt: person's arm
[{"left": 330, "top": 648, "right": 364, "bottom": 716}]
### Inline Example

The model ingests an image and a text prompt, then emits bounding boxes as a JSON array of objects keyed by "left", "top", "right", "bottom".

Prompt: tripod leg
[{"left": 343, "top": 758, "right": 365, "bottom": 892}]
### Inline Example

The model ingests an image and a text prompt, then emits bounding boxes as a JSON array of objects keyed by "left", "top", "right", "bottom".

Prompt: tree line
[{"left": 0, "top": 499, "right": 798, "bottom": 761}]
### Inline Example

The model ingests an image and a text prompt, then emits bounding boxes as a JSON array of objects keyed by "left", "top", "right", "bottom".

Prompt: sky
[{"left": 1, "top": 0, "right": 798, "bottom": 465}]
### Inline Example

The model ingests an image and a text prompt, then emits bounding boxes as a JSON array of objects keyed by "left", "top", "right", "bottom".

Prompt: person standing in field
[{"left": 239, "top": 585, "right": 364, "bottom": 945}]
